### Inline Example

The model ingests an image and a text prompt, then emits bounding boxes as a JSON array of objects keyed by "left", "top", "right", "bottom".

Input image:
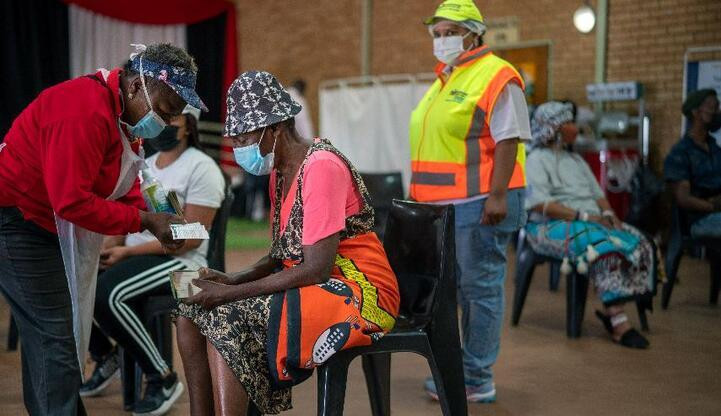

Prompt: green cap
[{"left": 423, "top": 0, "right": 484, "bottom": 26}]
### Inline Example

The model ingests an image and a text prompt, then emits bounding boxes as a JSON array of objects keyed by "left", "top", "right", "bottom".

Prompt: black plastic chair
[
  {"left": 309, "top": 200, "right": 466, "bottom": 416},
  {"left": 662, "top": 204, "right": 721, "bottom": 309},
  {"left": 121, "top": 189, "right": 234, "bottom": 410},
  {"left": 359, "top": 172, "right": 404, "bottom": 241},
  {"left": 512, "top": 228, "right": 650, "bottom": 338},
  {"left": 6, "top": 314, "right": 18, "bottom": 351}
]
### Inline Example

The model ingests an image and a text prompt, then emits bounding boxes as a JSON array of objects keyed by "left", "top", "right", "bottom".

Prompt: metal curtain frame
[{"left": 319, "top": 73, "right": 436, "bottom": 91}]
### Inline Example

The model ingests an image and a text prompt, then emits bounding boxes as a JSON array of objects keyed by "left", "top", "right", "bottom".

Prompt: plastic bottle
[{"left": 140, "top": 169, "right": 175, "bottom": 214}]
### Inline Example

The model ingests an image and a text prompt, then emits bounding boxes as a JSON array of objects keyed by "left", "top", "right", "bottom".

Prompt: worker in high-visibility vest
[{"left": 410, "top": 0, "right": 531, "bottom": 403}]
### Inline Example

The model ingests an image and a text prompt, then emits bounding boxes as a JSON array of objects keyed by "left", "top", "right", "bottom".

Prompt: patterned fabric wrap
[
  {"left": 531, "top": 101, "right": 574, "bottom": 148},
  {"left": 224, "top": 71, "right": 302, "bottom": 136},
  {"left": 525, "top": 220, "right": 656, "bottom": 304},
  {"left": 130, "top": 53, "right": 207, "bottom": 112}
]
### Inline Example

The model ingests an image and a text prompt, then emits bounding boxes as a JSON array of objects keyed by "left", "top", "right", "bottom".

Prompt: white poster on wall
[
  {"left": 697, "top": 60, "right": 721, "bottom": 95},
  {"left": 688, "top": 59, "right": 721, "bottom": 144}
]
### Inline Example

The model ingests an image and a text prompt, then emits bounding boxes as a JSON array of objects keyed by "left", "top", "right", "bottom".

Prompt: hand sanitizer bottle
[{"left": 140, "top": 169, "right": 175, "bottom": 214}]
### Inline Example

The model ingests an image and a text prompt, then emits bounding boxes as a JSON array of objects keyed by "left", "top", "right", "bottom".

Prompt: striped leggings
[{"left": 90, "top": 255, "right": 186, "bottom": 375}]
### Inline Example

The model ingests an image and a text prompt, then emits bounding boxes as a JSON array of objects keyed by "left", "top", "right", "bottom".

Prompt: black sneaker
[
  {"left": 79, "top": 349, "right": 120, "bottom": 397},
  {"left": 132, "top": 372, "right": 184, "bottom": 416}
]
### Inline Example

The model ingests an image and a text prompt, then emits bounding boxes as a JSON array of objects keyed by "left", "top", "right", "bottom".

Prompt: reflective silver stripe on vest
[
  {"left": 466, "top": 107, "right": 486, "bottom": 195},
  {"left": 411, "top": 172, "right": 456, "bottom": 186}
]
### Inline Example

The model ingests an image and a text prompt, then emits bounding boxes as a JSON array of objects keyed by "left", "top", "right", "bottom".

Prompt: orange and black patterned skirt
[{"left": 268, "top": 232, "right": 399, "bottom": 388}]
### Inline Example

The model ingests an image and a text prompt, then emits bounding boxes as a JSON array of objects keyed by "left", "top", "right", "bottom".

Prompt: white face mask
[{"left": 433, "top": 32, "right": 473, "bottom": 65}]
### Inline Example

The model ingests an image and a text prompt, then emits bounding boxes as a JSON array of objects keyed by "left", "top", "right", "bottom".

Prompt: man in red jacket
[{"left": 0, "top": 43, "right": 207, "bottom": 415}]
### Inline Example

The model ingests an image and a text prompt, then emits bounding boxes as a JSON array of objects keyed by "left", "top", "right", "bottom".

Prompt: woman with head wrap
[
  {"left": 175, "top": 71, "right": 399, "bottom": 415},
  {"left": 524, "top": 101, "right": 656, "bottom": 349}
]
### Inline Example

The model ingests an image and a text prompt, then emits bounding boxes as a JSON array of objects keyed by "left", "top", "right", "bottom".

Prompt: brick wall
[
  {"left": 233, "top": 0, "right": 362, "bottom": 134},
  {"left": 232, "top": 0, "right": 598, "bottom": 134},
  {"left": 231, "top": 0, "right": 721, "bottom": 166},
  {"left": 370, "top": 0, "right": 597, "bottom": 106},
  {"left": 606, "top": 0, "right": 721, "bottom": 165}
]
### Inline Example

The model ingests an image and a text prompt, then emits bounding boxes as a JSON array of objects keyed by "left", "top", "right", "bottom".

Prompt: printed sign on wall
[{"left": 687, "top": 60, "right": 721, "bottom": 143}]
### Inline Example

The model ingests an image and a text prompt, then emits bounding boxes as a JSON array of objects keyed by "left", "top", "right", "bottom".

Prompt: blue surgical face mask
[
  {"left": 233, "top": 126, "right": 277, "bottom": 176},
  {"left": 123, "top": 56, "right": 167, "bottom": 139}
]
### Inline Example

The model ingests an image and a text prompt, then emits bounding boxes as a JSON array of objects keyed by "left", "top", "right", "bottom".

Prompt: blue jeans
[
  {"left": 691, "top": 212, "right": 721, "bottom": 239},
  {"left": 455, "top": 189, "right": 526, "bottom": 390},
  {"left": 0, "top": 207, "right": 86, "bottom": 415}
]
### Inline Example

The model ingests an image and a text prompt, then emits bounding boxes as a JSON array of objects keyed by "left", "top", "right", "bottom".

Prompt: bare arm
[
  {"left": 595, "top": 198, "right": 623, "bottom": 228},
  {"left": 129, "top": 204, "right": 217, "bottom": 255},
  {"left": 482, "top": 139, "right": 519, "bottom": 225},
  {"left": 672, "top": 180, "right": 715, "bottom": 213},
  {"left": 531, "top": 201, "right": 577, "bottom": 221},
  {"left": 231, "top": 255, "right": 281, "bottom": 284},
  {"left": 596, "top": 198, "right": 613, "bottom": 214},
  {"left": 102, "top": 235, "right": 126, "bottom": 250},
  {"left": 100, "top": 203, "right": 217, "bottom": 268},
  {"left": 193, "top": 254, "right": 282, "bottom": 285},
  {"left": 187, "top": 233, "right": 341, "bottom": 309},
  {"left": 531, "top": 201, "right": 611, "bottom": 227}
]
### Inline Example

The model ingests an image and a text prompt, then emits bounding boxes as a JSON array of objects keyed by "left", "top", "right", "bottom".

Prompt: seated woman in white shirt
[{"left": 80, "top": 107, "right": 225, "bottom": 416}]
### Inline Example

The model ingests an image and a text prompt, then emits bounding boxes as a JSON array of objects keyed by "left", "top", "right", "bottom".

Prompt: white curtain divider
[
  {"left": 319, "top": 74, "right": 434, "bottom": 193},
  {"left": 69, "top": 5, "right": 186, "bottom": 78}
]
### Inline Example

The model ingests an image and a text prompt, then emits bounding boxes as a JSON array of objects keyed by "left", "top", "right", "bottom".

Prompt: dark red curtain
[
  {"left": 63, "top": 0, "right": 238, "bottom": 117},
  {"left": 64, "top": 0, "right": 231, "bottom": 24}
]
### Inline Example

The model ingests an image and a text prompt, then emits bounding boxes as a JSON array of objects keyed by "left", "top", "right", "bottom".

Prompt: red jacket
[{"left": 0, "top": 69, "right": 146, "bottom": 234}]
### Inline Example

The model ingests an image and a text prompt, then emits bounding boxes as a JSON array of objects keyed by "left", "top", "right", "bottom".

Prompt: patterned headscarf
[
  {"left": 531, "top": 101, "right": 575, "bottom": 148},
  {"left": 224, "top": 71, "right": 302, "bottom": 137},
  {"left": 129, "top": 44, "right": 207, "bottom": 112}
]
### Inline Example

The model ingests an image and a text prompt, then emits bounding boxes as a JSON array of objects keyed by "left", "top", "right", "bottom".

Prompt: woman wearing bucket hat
[
  {"left": 175, "top": 71, "right": 400, "bottom": 415},
  {"left": 0, "top": 43, "right": 206, "bottom": 415},
  {"left": 409, "top": 0, "right": 531, "bottom": 403}
]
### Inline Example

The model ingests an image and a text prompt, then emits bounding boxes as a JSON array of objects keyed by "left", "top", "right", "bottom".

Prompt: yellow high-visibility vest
[{"left": 409, "top": 46, "right": 527, "bottom": 202}]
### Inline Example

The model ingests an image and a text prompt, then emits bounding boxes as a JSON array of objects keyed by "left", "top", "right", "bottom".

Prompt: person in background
[
  {"left": 175, "top": 71, "right": 399, "bottom": 415},
  {"left": 287, "top": 79, "right": 315, "bottom": 139},
  {"left": 524, "top": 101, "right": 654, "bottom": 349},
  {"left": 409, "top": 0, "right": 530, "bottom": 404},
  {"left": 80, "top": 106, "right": 225, "bottom": 415},
  {"left": 0, "top": 43, "right": 203, "bottom": 415},
  {"left": 665, "top": 89, "right": 721, "bottom": 238}
]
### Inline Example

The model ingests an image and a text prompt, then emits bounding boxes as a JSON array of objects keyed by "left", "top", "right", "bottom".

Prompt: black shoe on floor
[
  {"left": 595, "top": 310, "right": 650, "bottom": 349},
  {"left": 132, "top": 372, "right": 184, "bottom": 416},
  {"left": 79, "top": 348, "right": 120, "bottom": 397}
]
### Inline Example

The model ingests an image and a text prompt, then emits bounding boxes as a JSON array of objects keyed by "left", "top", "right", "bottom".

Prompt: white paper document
[
  {"left": 170, "top": 222, "right": 209, "bottom": 240},
  {"left": 170, "top": 270, "right": 202, "bottom": 299}
]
